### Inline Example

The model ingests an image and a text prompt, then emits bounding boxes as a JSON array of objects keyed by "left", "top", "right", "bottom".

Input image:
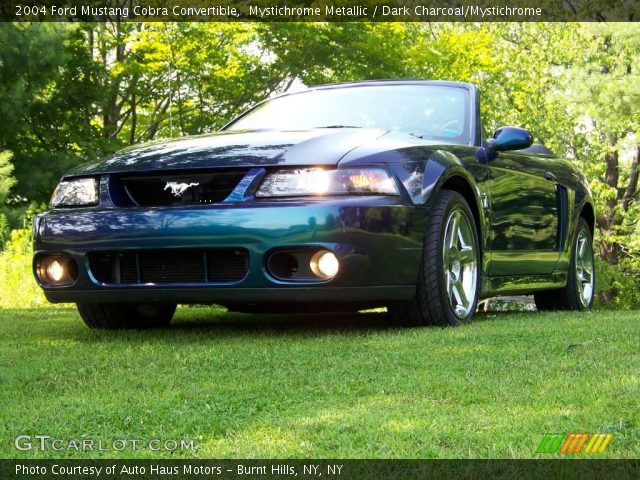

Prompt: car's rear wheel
[
  {"left": 76, "top": 303, "right": 177, "bottom": 329},
  {"left": 388, "top": 190, "right": 480, "bottom": 327},
  {"left": 534, "top": 217, "right": 594, "bottom": 311}
]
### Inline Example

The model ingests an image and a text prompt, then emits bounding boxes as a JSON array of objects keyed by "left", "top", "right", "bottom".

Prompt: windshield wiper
[{"left": 314, "top": 125, "right": 362, "bottom": 129}]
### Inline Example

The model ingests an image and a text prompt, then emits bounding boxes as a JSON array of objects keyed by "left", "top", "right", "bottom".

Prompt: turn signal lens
[{"left": 348, "top": 173, "right": 372, "bottom": 190}]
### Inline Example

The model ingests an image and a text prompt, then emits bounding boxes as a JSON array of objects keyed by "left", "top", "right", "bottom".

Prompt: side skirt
[{"left": 481, "top": 271, "right": 567, "bottom": 297}]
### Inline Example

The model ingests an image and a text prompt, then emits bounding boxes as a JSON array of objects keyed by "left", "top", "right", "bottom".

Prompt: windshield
[{"left": 226, "top": 85, "right": 471, "bottom": 144}]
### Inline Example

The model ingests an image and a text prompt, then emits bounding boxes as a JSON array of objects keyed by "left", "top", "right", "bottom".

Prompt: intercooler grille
[{"left": 88, "top": 249, "right": 249, "bottom": 285}]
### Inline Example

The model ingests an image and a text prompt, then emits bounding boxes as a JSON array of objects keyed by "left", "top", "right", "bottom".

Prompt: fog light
[
  {"left": 36, "top": 255, "right": 78, "bottom": 286},
  {"left": 47, "top": 260, "right": 64, "bottom": 282},
  {"left": 310, "top": 250, "right": 339, "bottom": 279}
]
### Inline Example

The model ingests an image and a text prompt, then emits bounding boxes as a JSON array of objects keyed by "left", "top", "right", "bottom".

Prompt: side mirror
[{"left": 486, "top": 126, "right": 533, "bottom": 152}]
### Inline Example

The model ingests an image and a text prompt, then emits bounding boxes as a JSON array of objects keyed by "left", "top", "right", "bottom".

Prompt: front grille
[
  {"left": 139, "top": 251, "right": 206, "bottom": 283},
  {"left": 120, "top": 253, "right": 138, "bottom": 283},
  {"left": 119, "top": 171, "right": 247, "bottom": 207},
  {"left": 88, "top": 249, "right": 249, "bottom": 285}
]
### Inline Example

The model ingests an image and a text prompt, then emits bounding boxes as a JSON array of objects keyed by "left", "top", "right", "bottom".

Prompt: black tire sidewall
[
  {"left": 424, "top": 191, "right": 480, "bottom": 325},
  {"left": 570, "top": 219, "right": 595, "bottom": 310},
  {"left": 534, "top": 217, "right": 595, "bottom": 312}
]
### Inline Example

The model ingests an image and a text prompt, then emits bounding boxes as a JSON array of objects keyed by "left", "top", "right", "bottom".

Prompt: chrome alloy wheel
[
  {"left": 575, "top": 228, "right": 594, "bottom": 308},
  {"left": 442, "top": 208, "right": 478, "bottom": 318}
]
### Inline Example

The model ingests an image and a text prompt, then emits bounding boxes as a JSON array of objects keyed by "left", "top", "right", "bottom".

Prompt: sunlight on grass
[{"left": 202, "top": 426, "right": 305, "bottom": 458}]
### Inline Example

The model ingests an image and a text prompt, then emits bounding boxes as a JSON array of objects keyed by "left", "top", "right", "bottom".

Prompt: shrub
[
  {"left": 0, "top": 151, "right": 15, "bottom": 204},
  {"left": 594, "top": 257, "right": 640, "bottom": 310},
  {"left": 0, "top": 228, "right": 53, "bottom": 308},
  {"left": 0, "top": 213, "right": 8, "bottom": 249}
]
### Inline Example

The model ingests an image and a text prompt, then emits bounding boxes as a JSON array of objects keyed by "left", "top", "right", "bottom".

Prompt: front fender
[
  {"left": 387, "top": 148, "right": 490, "bottom": 269},
  {"left": 341, "top": 143, "right": 489, "bottom": 255},
  {"left": 387, "top": 148, "right": 486, "bottom": 208}
]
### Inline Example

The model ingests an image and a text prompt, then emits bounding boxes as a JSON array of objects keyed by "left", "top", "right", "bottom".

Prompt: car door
[{"left": 487, "top": 151, "right": 561, "bottom": 276}]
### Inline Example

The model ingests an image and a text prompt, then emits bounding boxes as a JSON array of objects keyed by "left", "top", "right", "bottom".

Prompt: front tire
[
  {"left": 534, "top": 217, "right": 595, "bottom": 311},
  {"left": 76, "top": 303, "right": 177, "bottom": 329},
  {"left": 388, "top": 190, "right": 480, "bottom": 327}
]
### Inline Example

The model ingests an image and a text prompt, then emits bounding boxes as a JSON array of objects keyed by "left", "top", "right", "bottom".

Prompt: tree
[
  {"left": 566, "top": 24, "right": 640, "bottom": 266},
  {"left": 84, "top": 22, "right": 289, "bottom": 143},
  {"left": 0, "top": 23, "right": 105, "bottom": 200},
  {"left": 0, "top": 22, "right": 291, "bottom": 201},
  {"left": 0, "top": 151, "right": 15, "bottom": 204}
]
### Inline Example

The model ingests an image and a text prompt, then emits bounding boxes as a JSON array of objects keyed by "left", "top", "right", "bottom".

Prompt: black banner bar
[
  {"left": 2, "top": 459, "right": 640, "bottom": 480},
  {"left": 2, "top": 0, "right": 639, "bottom": 22}
]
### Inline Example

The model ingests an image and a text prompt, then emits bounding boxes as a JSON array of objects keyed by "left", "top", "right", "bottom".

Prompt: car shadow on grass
[
  {"left": 25, "top": 306, "right": 522, "bottom": 344},
  {"left": 168, "top": 303, "right": 521, "bottom": 333},
  {"left": 135, "top": 307, "right": 516, "bottom": 341},
  {"left": 168, "top": 309, "right": 397, "bottom": 336}
]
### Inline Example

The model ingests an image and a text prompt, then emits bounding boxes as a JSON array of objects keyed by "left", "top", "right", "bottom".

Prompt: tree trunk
[
  {"left": 129, "top": 91, "right": 137, "bottom": 145},
  {"left": 101, "top": 22, "right": 126, "bottom": 140},
  {"left": 598, "top": 149, "right": 621, "bottom": 263},
  {"left": 597, "top": 145, "right": 640, "bottom": 265},
  {"left": 622, "top": 145, "right": 640, "bottom": 211}
]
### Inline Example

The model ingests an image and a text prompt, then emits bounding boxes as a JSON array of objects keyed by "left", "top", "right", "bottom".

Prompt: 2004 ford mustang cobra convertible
[{"left": 33, "top": 80, "right": 595, "bottom": 329}]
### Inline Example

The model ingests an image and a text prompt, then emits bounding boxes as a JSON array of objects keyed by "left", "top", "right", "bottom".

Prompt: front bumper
[{"left": 34, "top": 196, "right": 425, "bottom": 305}]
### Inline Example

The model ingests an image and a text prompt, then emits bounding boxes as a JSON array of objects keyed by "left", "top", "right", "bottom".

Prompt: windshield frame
[{"left": 222, "top": 81, "right": 479, "bottom": 146}]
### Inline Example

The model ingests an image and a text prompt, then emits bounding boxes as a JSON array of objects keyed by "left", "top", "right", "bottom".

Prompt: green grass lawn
[{"left": 0, "top": 307, "right": 638, "bottom": 459}]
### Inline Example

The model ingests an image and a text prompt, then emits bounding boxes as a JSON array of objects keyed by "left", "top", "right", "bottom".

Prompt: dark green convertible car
[{"left": 33, "top": 80, "right": 595, "bottom": 329}]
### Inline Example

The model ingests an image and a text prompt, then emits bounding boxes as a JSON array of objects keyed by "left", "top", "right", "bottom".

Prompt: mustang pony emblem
[{"left": 164, "top": 181, "right": 199, "bottom": 197}]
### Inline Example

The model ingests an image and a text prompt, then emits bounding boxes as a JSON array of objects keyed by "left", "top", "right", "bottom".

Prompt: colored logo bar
[{"left": 536, "top": 433, "right": 612, "bottom": 454}]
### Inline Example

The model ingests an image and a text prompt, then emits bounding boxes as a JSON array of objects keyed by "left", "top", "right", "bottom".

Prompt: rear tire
[
  {"left": 534, "top": 217, "right": 594, "bottom": 311},
  {"left": 76, "top": 303, "right": 176, "bottom": 329},
  {"left": 387, "top": 190, "right": 480, "bottom": 327}
]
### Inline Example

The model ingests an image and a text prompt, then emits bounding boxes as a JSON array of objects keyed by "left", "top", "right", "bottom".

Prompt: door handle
[{"left": 544, "top": 171, "right": 557, "bottom": 181}]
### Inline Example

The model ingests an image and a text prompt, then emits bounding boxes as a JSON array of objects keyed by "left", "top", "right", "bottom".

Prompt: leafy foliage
[
  {"left": 568, "top": 24, "right": 640, "bottom": 267},
  {"left": 0, "top": 213, "right": 9, "bottom": 250},
  {"left": 594, "top": 257, "right": 640, "bottom": 309},
  {"left": 0, "top": 151, "right": 15, "bottom": 204},
  {"left": 0, "top": 23, "right": 107, "bottom": 200},
  {"left": 0, "top": 228, "right": 50, "bottom": 308}
]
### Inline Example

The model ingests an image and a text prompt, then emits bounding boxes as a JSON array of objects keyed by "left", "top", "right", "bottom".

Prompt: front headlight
[
  {"left": 50, "top": 178, "right": 99, "bottom": 207},
  {"left": 256, "top": 168, "right": 399, "bottom": 197}
]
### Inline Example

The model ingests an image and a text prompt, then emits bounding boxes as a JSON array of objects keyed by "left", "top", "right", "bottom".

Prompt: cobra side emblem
[
  {"left": 164, "top": 182, "right": 199, "bottom": 197},
  {"left": 481, "top": 193, "right": 490, "bottom": 209}
]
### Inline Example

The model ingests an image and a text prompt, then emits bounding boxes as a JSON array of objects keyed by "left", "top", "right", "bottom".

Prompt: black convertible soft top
[{"left": 522, "top": 143, "right": 554, "bottom": 155}]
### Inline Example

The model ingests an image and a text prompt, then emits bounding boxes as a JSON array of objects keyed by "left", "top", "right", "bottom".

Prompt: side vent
[{"left": 556, "top": 186, "right": 569, "bottom": 250}]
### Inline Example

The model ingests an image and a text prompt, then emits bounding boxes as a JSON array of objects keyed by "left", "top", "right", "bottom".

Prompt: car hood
[{"left": 66, "top": 128, "right": 393, "bottom": 177}]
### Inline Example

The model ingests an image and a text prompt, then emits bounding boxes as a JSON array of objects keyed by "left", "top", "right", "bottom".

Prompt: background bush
[
  {"left": 594, "top": 258, "right": 640, "bottom": 310},
  {"left": 0, "top": 228, "right": 50, "bottom": 308},
  {"left": 0, "top": 203, "right": 61, "bottom": 308}
]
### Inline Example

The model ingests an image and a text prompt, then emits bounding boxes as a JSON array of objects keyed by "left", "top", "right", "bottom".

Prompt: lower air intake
[{"left": 88, "top": 249, "right": 248, "bottom": 285}]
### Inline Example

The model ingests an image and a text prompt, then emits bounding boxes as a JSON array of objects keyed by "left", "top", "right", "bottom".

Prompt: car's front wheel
[
  {"left": 534, "top": 217, "right": 595, "bottom": 311},
  {"left": 76, "top": 303, "right": 177, "bottom": 329},
  {"left": 388, "top": 189, "right": 480, "bottom": 327}
]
